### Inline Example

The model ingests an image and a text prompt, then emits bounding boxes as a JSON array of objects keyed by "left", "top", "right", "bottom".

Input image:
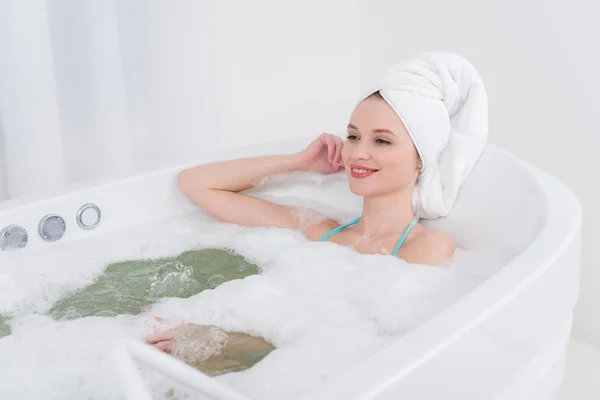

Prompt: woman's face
[{"left": 341, "top": 94, "right": 421, "bottom": 197}]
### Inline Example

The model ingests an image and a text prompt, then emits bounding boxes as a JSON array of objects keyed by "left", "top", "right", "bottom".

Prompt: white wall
[
  {"left": 208, "top": 0, "right": 361, "bottom": 151},
  {"left": 0, "top": 123, "right": 6, "bottom": 201},
  {"left": 0, "top": 0, "right": 360, "bottom": 202},
  {"left": 360, "top": 0, "right": 599, "bottom": 346}
]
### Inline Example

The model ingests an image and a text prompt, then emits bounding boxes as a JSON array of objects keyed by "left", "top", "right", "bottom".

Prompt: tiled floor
[{"left": 556, "top": 339, "right": 600, "bottom": 399}]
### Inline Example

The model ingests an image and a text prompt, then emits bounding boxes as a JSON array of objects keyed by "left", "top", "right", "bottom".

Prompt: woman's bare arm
[
  {"left": 179, "top": 153, "right": 310, "bottom": 229},
  {"left": 178, "top": 134, "right": 344, "bottom": 237}
]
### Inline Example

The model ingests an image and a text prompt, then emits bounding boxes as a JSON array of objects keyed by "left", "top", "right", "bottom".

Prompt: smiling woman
[{"left": 176, "top": 52, "right": 487, "bottom": 266}]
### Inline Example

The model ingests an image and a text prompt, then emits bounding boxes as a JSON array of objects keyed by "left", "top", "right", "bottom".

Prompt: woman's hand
[
  {"left": 297, "top": 133, "right": 345, "bottom": 175},
  {"left": 145, "top": 322, "right": 231, "bottom": 368},
  {"left": 145, "top": 323, "right": 188, "bottom": 353},
  {"left": 145, "top": 322, "right": 229, "bottom": 356}
]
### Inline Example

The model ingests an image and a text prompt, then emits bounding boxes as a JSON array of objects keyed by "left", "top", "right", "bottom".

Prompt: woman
[
  {"left": 181, "top": 92, "right": 454, "bottom": 264},
  {"left": 146, "top": 52, "right": 488, "bottom": 370}
]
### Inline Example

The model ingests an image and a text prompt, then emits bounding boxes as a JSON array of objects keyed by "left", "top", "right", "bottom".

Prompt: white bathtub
[{"left": 0, "top": 137, "right": 581, "bottom": 400}]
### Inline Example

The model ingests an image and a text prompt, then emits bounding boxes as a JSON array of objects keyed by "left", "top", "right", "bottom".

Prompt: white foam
[{"left": 0, "top": 211, "right": 505, "bottom": 400}]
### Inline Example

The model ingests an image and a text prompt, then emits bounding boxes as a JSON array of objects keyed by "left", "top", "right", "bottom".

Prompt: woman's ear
[{"left": 415, "top": 160, "right": 423, "bottom": 184}]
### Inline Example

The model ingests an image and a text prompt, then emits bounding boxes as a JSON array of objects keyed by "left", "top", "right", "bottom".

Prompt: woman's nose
[{"left": 351, "top": 144, "right": 371, "bottom": 160}]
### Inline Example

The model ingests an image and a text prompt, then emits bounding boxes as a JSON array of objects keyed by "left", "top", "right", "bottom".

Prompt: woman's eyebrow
[
  {"left": 373, "top": 128, "right": 396, "bottom": 135},
  {"left": 347, "top": 124, "right": 396, "bottom": 136}
]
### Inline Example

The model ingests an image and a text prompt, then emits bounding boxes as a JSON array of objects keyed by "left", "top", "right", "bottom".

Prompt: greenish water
[
  {"left": 51, "top": 248, "right": 260, "bottom": 319},
  {"left": 1, "top": 248, "right": 274, "bottom": 378},
  {"left": 0, "top": 315, "right": 9, "bottom": 338},
  {"left": 1, "top": 248, "right": 260, "bottom": 335}
]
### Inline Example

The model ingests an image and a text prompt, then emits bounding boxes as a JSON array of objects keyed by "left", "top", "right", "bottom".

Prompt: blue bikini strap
[
  {"left": 319, "top": 217, "right": 361, "bottom": 242},
  {"left": 391, "top": 217, "right": 418, "bottom": 256}
]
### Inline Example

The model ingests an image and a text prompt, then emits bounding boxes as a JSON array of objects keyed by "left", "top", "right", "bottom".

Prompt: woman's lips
[{"left": 349, "top": 165, "right": 378, "bottom": 179}]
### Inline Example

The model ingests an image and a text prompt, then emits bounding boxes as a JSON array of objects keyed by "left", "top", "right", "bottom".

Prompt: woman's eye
[
  {"left": 376, "top": 138, "right": 391, "bottom": 145},
  {"left": 346, "top": 135, "right": 358, "bottom": 141}
]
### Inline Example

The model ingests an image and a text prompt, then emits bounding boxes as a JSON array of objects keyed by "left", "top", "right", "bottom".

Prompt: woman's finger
[
  {"left": 153, "top": 340, "right": 172, "bottom": 353},
  {"left": 323, "top": 134, "right": 335, "bottom": 163},
  {"left": 333, "top": 137, "right": 343, "bottom": 168},
  {"left": 145, "top": 327, "right": 179, "bottom": 344}
]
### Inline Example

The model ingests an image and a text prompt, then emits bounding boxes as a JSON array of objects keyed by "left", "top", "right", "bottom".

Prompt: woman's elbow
[{"left": 178, "top": 169, "right": 196, "bottom": 197}]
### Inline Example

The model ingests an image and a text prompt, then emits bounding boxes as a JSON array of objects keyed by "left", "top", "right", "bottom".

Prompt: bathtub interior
[
  {"left": 0, "top": 139, "right": 549, "bottom": 333},
  {"left": 0, "top": 139, "right": 551, "bottom": 400},
  {"left": 431, "top": 145, "right": 546, "bottom": 257}
]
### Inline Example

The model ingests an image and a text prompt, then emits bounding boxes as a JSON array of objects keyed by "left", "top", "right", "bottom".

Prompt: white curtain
[{"left": 0, "top": 0, "right": 218, "bottom": 202}]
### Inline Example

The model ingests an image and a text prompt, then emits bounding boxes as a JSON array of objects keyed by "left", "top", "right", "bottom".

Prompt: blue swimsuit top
[{"left": 318, "top": 216, "right": 418, "bottom": 256}]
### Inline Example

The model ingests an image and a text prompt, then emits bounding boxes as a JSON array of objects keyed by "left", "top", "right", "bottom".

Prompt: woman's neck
[{"left": 356, "top": 188, "right": 416, "bottom": 238}]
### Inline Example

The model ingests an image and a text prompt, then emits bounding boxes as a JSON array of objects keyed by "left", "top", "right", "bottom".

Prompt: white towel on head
[{"left": 364, "top": 52, "right": 488, "bottom": 219}]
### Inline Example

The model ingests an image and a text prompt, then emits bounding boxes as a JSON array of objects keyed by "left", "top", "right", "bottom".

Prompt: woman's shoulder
[
  {"left": 302, "top": 218, "right": 340, "bottom": 241},
  {"left": 401, "top": 228, "right": 456, "bottom": 266}
]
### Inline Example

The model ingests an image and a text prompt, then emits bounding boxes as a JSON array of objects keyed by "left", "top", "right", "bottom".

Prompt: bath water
[
  {"left": 0, "top": 315, "right": 9, "bottom": 338},
  {"left": 0, "top": 209, "right": 504, "bottom": 400},
  {"left": 50, "top": 248, "right": 259, "bottom": 319}
]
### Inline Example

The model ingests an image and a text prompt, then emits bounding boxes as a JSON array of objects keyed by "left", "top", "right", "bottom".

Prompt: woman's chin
[{"left": 348, "top": 182, "right": 377, "bottom": 197}]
